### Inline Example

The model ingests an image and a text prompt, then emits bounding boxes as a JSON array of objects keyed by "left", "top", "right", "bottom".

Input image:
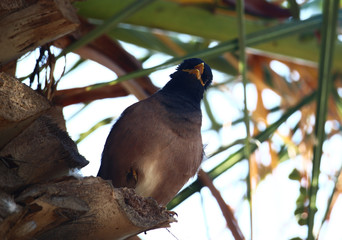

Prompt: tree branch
[{"left": 198, "top": 169, "right": 245, "bottom": 240}]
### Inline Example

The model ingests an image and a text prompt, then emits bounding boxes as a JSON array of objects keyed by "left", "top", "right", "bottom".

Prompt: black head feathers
[
  {"left": 163, "top": 58, "right": 213, "bottom": 101},
  {"left": 175, "top": 58, "right": 213, "bottom": 89}
]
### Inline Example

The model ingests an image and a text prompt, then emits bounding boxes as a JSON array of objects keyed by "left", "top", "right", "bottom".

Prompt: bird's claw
[{"left": 166, "top": 210, "right": 178, "bottom": 217}]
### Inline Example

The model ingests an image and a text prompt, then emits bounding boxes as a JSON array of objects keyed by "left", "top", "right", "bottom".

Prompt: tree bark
[
  {"left": 0, "top": 0, "right": 79, "bottom": 65},
  {"left": 1, "top": 177, "right": 175, "bottom": 240},
  {"left": 0, "top": 74, "right": 175, "bottom": 239},
  {"left": 0, "top": 72, "right": 51, "bottom": 149}
]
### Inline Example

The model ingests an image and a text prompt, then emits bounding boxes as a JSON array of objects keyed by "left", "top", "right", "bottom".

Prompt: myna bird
[{"left": 98, "top": 58, "right": 213, "bottom": 205}]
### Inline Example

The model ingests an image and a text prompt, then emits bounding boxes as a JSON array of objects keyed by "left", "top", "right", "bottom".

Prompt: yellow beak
[{"left": 182, "top": 63, "right": 206, "bottom": 86}]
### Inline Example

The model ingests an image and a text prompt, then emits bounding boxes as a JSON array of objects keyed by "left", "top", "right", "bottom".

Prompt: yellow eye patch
[{"left": 182, "top": 63, "right": 206, "bottom": 86}]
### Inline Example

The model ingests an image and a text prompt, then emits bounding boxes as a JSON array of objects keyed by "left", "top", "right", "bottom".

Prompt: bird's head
[
  {"left": 164, "top": 58, "right": 212, "bottom": 101},
  {"left": 173, "top": 58, "right": 213, "bottom": 90}
]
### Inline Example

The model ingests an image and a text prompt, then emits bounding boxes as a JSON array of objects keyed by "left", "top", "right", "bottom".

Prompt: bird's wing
[
  {"left": 98, "top": 95, "right": 177, "bottom": 181},
  {"left": 98, "top": 97, "right": 153, "bottom": 186}
]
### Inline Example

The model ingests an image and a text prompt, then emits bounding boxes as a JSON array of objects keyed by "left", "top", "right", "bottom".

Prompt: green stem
[
  {"left": 307, "top": 1, "right": 340, "bottom": 239},
  {"left": 203, "top": 94, "right": 221, "bottom": 131},
  {"left": 85, "top": 12, "right": 336, "bottom": 90},
  {"left": 236, "top": 0, "right": 252, "bottom": 238},
  {"left": 76, "top": 117, "right": 114, "bottom": 144},
  {"left": 59, "top": 0, "right": 155, "bottom": 57}
]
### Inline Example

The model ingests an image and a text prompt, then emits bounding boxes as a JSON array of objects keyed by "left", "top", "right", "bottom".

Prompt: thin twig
[{"left": 198, "top": 169, "right": 245, "bottom": 240}]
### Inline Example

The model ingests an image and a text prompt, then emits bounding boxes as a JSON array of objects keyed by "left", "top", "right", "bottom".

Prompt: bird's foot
[{"left": 166, "top": 210, "right": 178, "bottom": 217}]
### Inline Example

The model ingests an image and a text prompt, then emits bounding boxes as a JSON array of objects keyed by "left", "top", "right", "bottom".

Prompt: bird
[{"left": 98, "top": 58, "right": 213, "bottom": 205}]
